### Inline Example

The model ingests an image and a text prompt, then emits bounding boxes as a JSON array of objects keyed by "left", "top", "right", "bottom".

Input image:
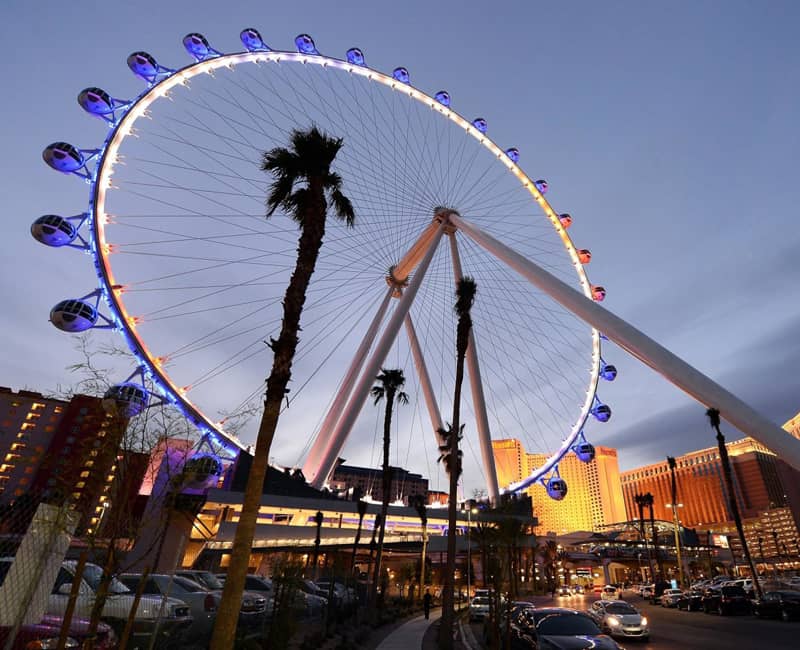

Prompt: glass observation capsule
[
  {"left": 103, "top": 382, "right": 150, "bottom": 417},
  {"left": 592, "top": 402, "right": 612, "bottom": 422},
  {"left": 546, "top": 477, "right": 568, "bottom": 500},
  {"left": 434, "top": 91, "right": 451, "bottom": 107},
  {"left": 505, "top": 147, "right": 520, "bottom": 163},
  {"left": 600, "top": 361, "right": 617, "bottom": 381},
  {"left": 578, "top": 249, "right": 592, "bottom": 264},
  {"left": 50, "top": 299, "right": 98, "bottom": 332},
  {"left": 182, "top": 454, "right": 223, "bottom": 486},
  {"left": 534, "top": 179, "right": 548, "bottom": 194},
  {"left": 240, "top": 28, "right": 269, "bottom": 52},
  {"left": 42, "top": 142, "right": 84, "bottom": 173},
  {"left": 574, "top": 441, "right": 596, "bottom": 463},
  {"left": 31, "top": 215, "right": 77, "bottom": 247},
  {"left": 346, "top": 48, "right": 365, "bottom": 66},
  {"left": 591, "top": 285, "right": 606, "bottom": 302},
  {"left": 78, "top": 87, "right": 114, "bottom": 116},
  {"left": 472, "top": 117, "right": 487, "bottom": 133},
  {"left": 392, "top": 67, "right": 410, "bottom": 84},
  {"left": 295, "top": 34, "right": 319, "bottom": 55},
  {"left": 183, "top": 33, "right": 215, "bottom": 60},
  {"left": 559, "top": 213, "right": 573, "bottom": 229},
  {"left": 127, "top": 51, "right": 159, "bottom": 81}
]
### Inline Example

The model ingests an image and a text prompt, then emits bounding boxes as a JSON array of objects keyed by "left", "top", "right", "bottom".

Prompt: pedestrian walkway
[{"left": 376, "top": 608, "right": 441, "bottom": 649}]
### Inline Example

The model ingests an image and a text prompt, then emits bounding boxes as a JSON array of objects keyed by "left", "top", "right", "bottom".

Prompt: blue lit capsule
[
  {"left": 546, "top": 477, "right": 568, "bottom": 500},
  {"left": 183, "top": 33, "right": 216, "bottom": 60},
  {"left": 346, "top": 48, "right": 365, "bottom": 66},
  {"left": 600, "top": 361, "right": 617, "bottom": 381},
  {"left": 574, "top": 442, "right": 596, "bottom": 463},
  {"left": 182, "top": 454, "right": 223, "bottom": 486},
  {"left": 31, "top": 215, "right": 78, "bottom": 247},
  {"left": 434, "top": 91, "right": 451, "bottom": 107},
  {"left": 535, "top": 179, "right": 548, "bottom": 194},
  {"left": 295, "top": 34, "right": 319, "bottom": 55},
  {"left": 103, "top": 382, "right": 149, "bottom": 417},
  {"left": 472, "top": 118, "right": 488, "bottom": 133},
  {"left": 77, "top": 88, "right": 114, "bottom": 116},
  {"left": 50, "top": 299, "right": 98, "bottom": 332},
  {"left": 43, "top": 143, "right": 84, "bottom": 173},
  {"left": 392, "top": 67, "right": 410, "bottom": 84},
  {"left": 240, "top": 28, "right": 269, "bottom": 52},
  {"left": 505, "top": 148, "right": 520, "bottom": 163},
  {"left": 127, "top": 51, "right": 159, "bottom": 81},
  {"left": 592, "top": 402, "right": 612, "bottom": 422}
]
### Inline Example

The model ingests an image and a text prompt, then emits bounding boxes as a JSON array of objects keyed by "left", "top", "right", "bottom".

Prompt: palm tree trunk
[
  {"left": 440, "top": 357, "right": 465, "bottom": 648},
  {"left": 211, "top": 196, "right": 326, "bottom": 649},
  {"left": 713, "top": 422, "right": 763, "bottom": 597},
  {"left": 371, "top": 395, "right": 395, "bottom": 608}
]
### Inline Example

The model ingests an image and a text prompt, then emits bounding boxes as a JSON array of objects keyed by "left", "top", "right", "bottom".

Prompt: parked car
[
  {"left": 639, "top": 584, "right": 654, "bottom": 598},
  {"left": 752, "top": 591, "right": 800, "bottom": 621},
  {"left": 175, "top": 570, "right": 225, "bottom": 591},
  {"left": 588, "top": 599, "right": 649, "bottom": 641},
  {"left": 701, "top": 585, "right": 751, "bottom": 615},
  {"left": 469, "top": 596, "right": 491, "bottom": 622},
  {"left": 0, "top": 558, "right": 192, "bottom": 650},
  {"left": 675, "top": 589, "right": 704, "bottom": 612},
  {"left": 120, "top": 573, "right": 268, "bottom": 645},
  {"left": 0, "top": 615, "right": 116, "bottom": 650},
  {"left": 600, "top": 586, "right": 619, "bottom": 601},
  {"left": 659, "top": 588, "right": 683, "bottom": 608},
  {"left": 508, "top": 607, "right": 625, "bottom": 649}
]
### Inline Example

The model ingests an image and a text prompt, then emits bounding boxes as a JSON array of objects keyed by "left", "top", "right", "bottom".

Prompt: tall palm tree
[
  {"left": 211, "top": 127, "right": 355, "bottom": 649},
  {"left": 370, "top": 368, "right": 409, "bottom": 607},
  {"left": 410, "top": 494, "right": 428, "bottom": 604},
  {"left": 706, "top": 407, "right": 763, "bottom": 598},
  {"left": 439, "top": 277, "right": 477, "bottom": 649},
  {"left": 634, "top": 493, "right": 656, "bottom": 582},
  {"left": 642, "top": 492, "right": 661, "bottom": 578}
]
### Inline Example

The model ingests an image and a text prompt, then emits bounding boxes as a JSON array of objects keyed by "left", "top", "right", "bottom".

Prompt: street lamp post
[
  {"left": 467, "top": 507, "right": 477, "bottom": 599},
  {"left": 666, "top": 503, "right": 685, "bottom": 588}
]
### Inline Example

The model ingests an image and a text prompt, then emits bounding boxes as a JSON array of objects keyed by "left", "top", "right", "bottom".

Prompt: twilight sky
[{"left": 2, "top": 1, "right": 799, "bottom": 495}]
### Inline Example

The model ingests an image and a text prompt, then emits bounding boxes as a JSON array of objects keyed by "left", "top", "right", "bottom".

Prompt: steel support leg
[
  {"left": 450, "top": 212, "right": 800, "bottom": 472},
  {"left": 404, "top": 314, "right": 445, "bottom": 445},
  {"left": 302, "top": 287, "right": 394, "bottom": 483},
  {"left": 448, "top": 233, "right": 500, "bottom": 504},
  {"left": 311, "top": 221, "right": 447, "bottom": 488}
]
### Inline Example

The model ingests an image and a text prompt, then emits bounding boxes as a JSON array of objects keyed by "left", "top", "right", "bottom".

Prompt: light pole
[
  {"left": 467, "top": 507, "right": 477, "bottom": 599},
  {"left": 666, "top": 503, "right": 685, "bottom": 588}
]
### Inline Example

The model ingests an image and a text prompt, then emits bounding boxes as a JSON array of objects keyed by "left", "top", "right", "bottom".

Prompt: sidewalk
[{"left": 376, "top": 607, "right": 442, "bottom": 650}]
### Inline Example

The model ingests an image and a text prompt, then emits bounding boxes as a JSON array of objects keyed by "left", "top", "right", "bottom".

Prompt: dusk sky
[{"left": 2, "top": 1, "right": 799, "bottom": 495}]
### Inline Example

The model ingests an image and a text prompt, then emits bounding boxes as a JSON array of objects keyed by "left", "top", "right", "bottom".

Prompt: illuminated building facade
[
  {"left": 0, "top": 387, "right": 135, "bottom": 535},
  {"left": 784, "top": 412, "right": 800, "bottom": 441},
  {"left": 620, "top": 438, "right": 791, "bottom": 530},
  {"left": 492, "top": 439, "right": 626, "bottom": 535}
]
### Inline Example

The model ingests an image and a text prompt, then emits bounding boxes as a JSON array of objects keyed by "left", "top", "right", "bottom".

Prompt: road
[{"left": 469, "top": 592, "right": 799, "bottom": 649}]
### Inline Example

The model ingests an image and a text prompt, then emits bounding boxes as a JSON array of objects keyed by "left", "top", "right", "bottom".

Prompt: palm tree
[
  {"left": 706, "top": 407, "right": 763, "bottom": 598},
  {"left": 211, "top": 126, "right": 355, "bottom": 649},
  {"left": 439, "top": 277, "right": 477, "bottom": 649},
  {"left": 642, "top": 492, "right": 661, "bottom": 578},
  {"left": 634, "top": 493, "right": 656, "bottom": 582},
  {"left": 370, "top": 368, "right": 409, "bottom": 607}
]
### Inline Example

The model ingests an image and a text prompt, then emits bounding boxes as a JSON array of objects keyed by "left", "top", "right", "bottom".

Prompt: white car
[
  {"left": 659, "top": 588, "right": 683, "bottom": 607},
  {"left": 600, "top": 585, "right": 620, "bottom": 601},
  {"left": 589, "top": 599, "right": 649, "bottom": 641},
  {"left": 469, "top": 596, "right": 491, "bottom": 621}
]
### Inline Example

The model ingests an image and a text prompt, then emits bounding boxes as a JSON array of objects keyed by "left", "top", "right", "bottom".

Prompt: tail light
[{"left": 205, "top": 593, "right": 218, "bottom": 612}]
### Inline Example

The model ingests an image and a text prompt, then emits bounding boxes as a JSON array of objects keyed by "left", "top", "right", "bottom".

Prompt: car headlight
[
  {"left": 25, "top": 638, "right": 79, "bottom": 649},
  {"left": 608, "top": 616, "right": 621, "bottom": 627},
  {"left": 640, "top": 616, "right": 648, "bottom": 626}
]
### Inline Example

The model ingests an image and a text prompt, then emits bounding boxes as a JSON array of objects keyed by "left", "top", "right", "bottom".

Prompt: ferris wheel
[{"left": 33, "top": 30, "right": 620, "bottom": 504}]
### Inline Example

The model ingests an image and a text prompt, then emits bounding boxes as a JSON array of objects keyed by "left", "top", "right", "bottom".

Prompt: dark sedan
[
  {"left": 675, "top": 589, "right": 704, "bottom": 612},
  {"left": 508, "top": 607, "right": 625, "bottom": 649},
  {"left": 752, "top": 591, "right": 800, "bottom": 621},
  {"left": 701, "top": 585, "right": 751, "bottom": 615}
]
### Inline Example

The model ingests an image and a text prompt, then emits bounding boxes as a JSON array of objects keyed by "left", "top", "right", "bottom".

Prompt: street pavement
[{"left": 469, "top": 591, "right": 799, "bottom": 649}]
